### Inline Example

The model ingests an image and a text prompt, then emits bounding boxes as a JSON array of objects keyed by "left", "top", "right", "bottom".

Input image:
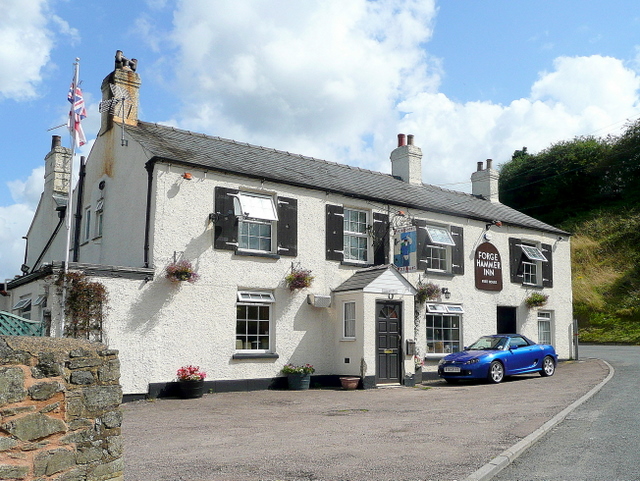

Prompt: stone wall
[{"left": 0, "top": 336, "right": 123, "bottom": 481}]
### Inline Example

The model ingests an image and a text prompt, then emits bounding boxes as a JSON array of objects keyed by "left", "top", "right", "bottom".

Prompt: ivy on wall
[{"left": 56, "top": 271, "right": 108, "bottom": 341}]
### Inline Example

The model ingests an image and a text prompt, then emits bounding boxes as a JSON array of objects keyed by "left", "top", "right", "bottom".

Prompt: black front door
[
  {"left": 497, "top": 306, "right": 517, "bottom": 334},
  {"left": 376, "top": 301, "right": 402, "bottom": 384}
]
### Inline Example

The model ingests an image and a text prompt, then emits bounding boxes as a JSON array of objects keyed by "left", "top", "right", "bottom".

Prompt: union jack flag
[{"left": 68, "top": 83, "right": 87, "bottom": 146}]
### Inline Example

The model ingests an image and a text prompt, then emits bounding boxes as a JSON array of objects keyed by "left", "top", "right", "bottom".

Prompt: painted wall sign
[
  {"left": 475, "top": 242, "right": 503, "bottom": 291},
  {"left": 393, "top": 226, "right": 417, "bottom": 273}
]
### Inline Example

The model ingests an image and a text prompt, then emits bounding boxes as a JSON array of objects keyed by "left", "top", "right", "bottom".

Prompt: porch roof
[{"left": 333, "top": 265, "right": 416, "bottom": 295}]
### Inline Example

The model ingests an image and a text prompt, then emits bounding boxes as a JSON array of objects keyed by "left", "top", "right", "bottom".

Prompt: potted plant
[
  {"left": 525, "top": 292, "right": 549, "bottom": 308},
  {"left": 176, "top": 365, "right": 207, "bottom": 398},
  {"left": 166, "top": 260, "right": 200, "bottom": 284},
  {"left": 285, "top": 267, "right": 314, "bottom": 290},
  {"left": 415, "top": 282, "right": 440, "bottom": 304},
  {"left": 281, "top": 363, "right": 315, "bottom": 390}
]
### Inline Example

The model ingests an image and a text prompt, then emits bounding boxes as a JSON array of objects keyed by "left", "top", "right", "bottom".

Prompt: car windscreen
[{"left": 468, "top": 337, "right": 507, "bottom": 350}]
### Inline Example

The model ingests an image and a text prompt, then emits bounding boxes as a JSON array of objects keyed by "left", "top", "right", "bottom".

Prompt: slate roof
[
  {"left": 127, "top": 121, "right": 568, "bottom": 235},
  {"left": 333, "top": 265, "right": 394, "bottom": 293},
  {"left": 333, "top": 264, "right": 414, "bottom": 293}
]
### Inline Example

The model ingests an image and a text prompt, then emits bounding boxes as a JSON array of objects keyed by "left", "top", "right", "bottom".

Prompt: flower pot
[
  {"left": 179, "top": 379, "right": 205, "bottom": 399},
  {"left": 414, "top": 369, "right": 423, "bottom": 384},
  {"left": 339, "top": 377, "right": 360, "bottom": 390},
  {"left": 287, "top": 373, "right": 311, "bottom": 390}
]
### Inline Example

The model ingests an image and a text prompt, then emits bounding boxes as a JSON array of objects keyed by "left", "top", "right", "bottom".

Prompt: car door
[{"left": 507, "top": 336, "right": 539, "bottom": 373}]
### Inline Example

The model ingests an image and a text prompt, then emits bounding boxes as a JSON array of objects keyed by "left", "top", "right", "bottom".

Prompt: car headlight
[
  {"left": 438, "top": 358, "right": 446, "bottom": 365},
  {"left": 464, "top": 358, "right": 480, "bottom": 365}
]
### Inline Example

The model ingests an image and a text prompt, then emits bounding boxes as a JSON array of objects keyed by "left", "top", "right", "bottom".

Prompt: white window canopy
[
  {"left": 425, "top": 225, "right": 456, "bottom": 246},
  {"left": 33, "top": 295, "right": 47, "bottom": 307},
  {"left": 237, "top": 291, "right": 275, "bottom": 303},
  {"left": 233, "top": 193, "right": 278, "bottom": 221},
  {"left": 520, "top": 245, "right": 548, "bottom": 262},
  {"left": 426, "top": 303, "right": 447, "bottom": 313},
  {"left": 426, "top": 303, "right": 464, "bottom": 314},
  {"left": 13, "top": 298, "right": 31, "bottom": 310}
]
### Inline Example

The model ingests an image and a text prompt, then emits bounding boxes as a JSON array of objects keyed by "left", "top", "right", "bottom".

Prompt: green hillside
[
  {"left": 562, "top": 207, "right": 640, "bottom": 343},
  {"left": 499, "top": 119, "right": 640, "bottom": 344}
]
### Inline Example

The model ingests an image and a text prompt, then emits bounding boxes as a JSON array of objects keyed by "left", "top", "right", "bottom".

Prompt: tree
[{"left": 499, "top": 137, "right": 611, "bottom": 225}]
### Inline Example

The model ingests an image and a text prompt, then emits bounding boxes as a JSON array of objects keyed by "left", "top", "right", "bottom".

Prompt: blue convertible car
[{"left": 437, "top": 334, "right": 557, "bottom": 384}]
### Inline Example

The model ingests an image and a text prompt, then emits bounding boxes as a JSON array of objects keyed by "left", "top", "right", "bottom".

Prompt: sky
[{"left": 1, "top": 0, "right": 640, "bottom": 281}]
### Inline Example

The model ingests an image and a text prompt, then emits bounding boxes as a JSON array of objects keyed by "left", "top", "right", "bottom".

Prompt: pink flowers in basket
[{"left": 176, "top": 365, "right": 207, "bottom": 381}]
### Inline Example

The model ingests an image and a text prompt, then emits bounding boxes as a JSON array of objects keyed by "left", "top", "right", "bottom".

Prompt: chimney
[
  {"left": 100, "top": 50, "right": 141, "bottom": 134},
  {"left": 44, "top": 135, "right": 72, "bottom": 202},
  {"left": 390, "top": 133, "right": 423, "bottom": 185},
  {"left": 471, "top": 159, "right": 500, "bottom": 202}
]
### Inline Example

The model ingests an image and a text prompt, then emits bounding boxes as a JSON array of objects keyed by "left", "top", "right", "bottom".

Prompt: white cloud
[
  {"left": 397, "top": 55, "right": 640, "bottom": 188},
  {"left": 164, "top": 4, "right": 640, "bottom": 194},
  {"left": 169, "top": 0, "right": 439, "bottom": 165},
  {"left": 0, "top": 203, "right": 33, "bottom": 282},
  {"left": 7, "top": 167, "right": 45, "bottom": 209},
  {"left": 0, "top": 0, "right": 53, "bottom": 99}
]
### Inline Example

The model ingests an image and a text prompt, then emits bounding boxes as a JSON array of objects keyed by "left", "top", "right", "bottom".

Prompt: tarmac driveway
[{"left": 122, "top": 359, "right": 609, "bottom": 481}]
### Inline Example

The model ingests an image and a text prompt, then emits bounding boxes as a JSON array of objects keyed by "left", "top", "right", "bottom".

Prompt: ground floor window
[
  {"left": 426, "top": 314, "right": 461, "bottom": 353},
  {"left": 343, "top": 301, "right": 356, "bottom": 339},
  {"left": 236, "top": 291, "right": 274, "bottom": 351},
  {"left": 537, "top": 311, "right": 552, "bottom": 345}
]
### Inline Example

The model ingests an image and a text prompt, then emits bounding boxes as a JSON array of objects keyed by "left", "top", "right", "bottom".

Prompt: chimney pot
[
  {"left": 477, "top": 161, "right": 484, "bottom": 172},
  {"left": 486, "top": 159, "right": 493, "bottom": 169},
  {"left": 397, "top": 133, "right": 406, "bottom": 147},
  {"left": 407, "top": 134, "right": 414, "bottom": 146},
  {"left": 51, "top": 135, "right": 61, "bottom": 150}
]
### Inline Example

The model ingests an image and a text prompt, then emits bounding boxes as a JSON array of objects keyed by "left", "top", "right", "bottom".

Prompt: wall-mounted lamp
[
  {"left": 182, "top": 172, "right": 193, "bottom": 180},
  {"left": 441, "top": 287, "right": 451, "bottom": 300}
]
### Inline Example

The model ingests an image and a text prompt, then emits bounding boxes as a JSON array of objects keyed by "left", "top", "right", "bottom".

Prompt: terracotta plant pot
[{"left": 339, "top": 376, "right": 360, "bottom": 390}]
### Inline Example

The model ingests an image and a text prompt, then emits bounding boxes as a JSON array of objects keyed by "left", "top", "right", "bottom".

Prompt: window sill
[
  {"left": 235, "top": 249, "right": 280, "bottom": 260},
  {"left": 340, "top": 260, "right": 370, "bottom": 268},
  {"left": 340, "top": 338, "right": 356, "bottom": 342},
  {"left": 232, "top": 352, "right": 279, "bottom": 360},
  {"left": 423, "top": 270, "right": 454, "bottom": 278}
]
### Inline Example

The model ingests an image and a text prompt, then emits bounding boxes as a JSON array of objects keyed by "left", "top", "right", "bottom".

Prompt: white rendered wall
[{"left": 89, "top": 160, "right": 572, "bottom": 394}]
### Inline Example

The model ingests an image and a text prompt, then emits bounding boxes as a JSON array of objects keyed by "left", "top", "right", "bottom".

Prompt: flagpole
[{"left": 60, "top": 57, "right": 80, "bottom": 338}]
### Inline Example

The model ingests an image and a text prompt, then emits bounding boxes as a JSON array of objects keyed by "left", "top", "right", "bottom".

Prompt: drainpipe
[
  {"left": 72, "top": 156, "right": 87, "bottom": 262},
  {"left": 30, "top": 207, "right": 66, "bottom": 274},
  {"left": 143, "top": 159, "right": 156, "bottom": 268}
]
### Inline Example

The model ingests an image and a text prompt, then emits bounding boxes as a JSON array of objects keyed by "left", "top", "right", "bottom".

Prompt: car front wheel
[
  {"left": 487, "top": 361, "right": 504, "bottom": 383},
  {"left": 540, "top": 356, "right": 556, "bottom": 377}
]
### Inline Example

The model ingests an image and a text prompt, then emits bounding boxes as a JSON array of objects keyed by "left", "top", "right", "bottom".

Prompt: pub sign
[{"left": 475, "top": 242, "right": 503, "bottom": 291}]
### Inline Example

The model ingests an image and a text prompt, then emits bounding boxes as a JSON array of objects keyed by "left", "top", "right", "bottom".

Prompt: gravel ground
[{"left": 122, "top": 359, "right": 609, "bottom": 481}]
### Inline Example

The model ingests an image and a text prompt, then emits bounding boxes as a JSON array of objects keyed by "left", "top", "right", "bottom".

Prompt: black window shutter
[
  {"left": 373, "top": 212, "right": 390, "bottom": 266},
  {"left": 451, "top": 226, "right": 464, "bottom": 275},
  {"left": 214, "top": 187, "right": 238, "bottom": 250},
  {"left": 415, "top": 219, "right": 429, "bottom": 270},
  {"left": 277, "top": 196, "right": 297, "bottom": 257},
  {"left": 541, "top": 243, "right": 553, "bottom": 288},
  {"left": 509, "top": 238, "right": 523, "bottom": 284},
  {"left": 326, "top": 204, "right": 344, "bottom": 261}
]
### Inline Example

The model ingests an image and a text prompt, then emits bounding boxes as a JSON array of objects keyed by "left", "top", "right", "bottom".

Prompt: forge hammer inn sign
[{"left": 475, "top": 242, "right": 503, "bottom": 291}]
